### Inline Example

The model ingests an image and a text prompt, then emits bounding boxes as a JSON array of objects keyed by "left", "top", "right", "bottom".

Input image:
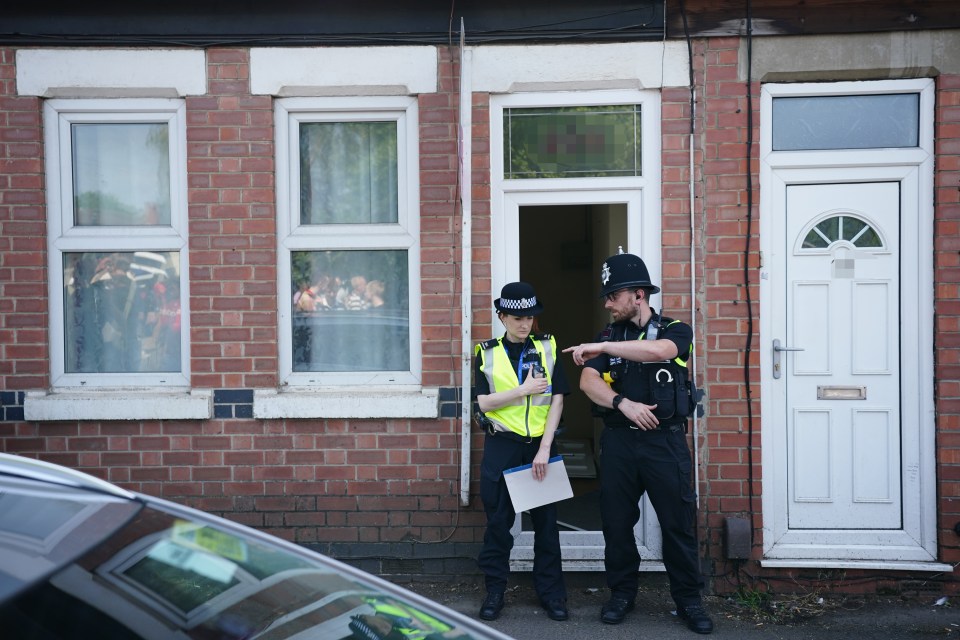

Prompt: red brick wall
[
  {"left": 188, "top": 48, "right": 278, "bottom": 390},
  {"left": 698, "top": 37, "right": 764, "bottom": 580},
  {"left": 419, "top": 45, "right": 461, "bottom": 388},
  {"left": 935, "top": 72, "right": 960, "bottom": 571},
  {"left": 660, "top": 36, "right": 765, "bottom": 588},
  {"left": 0, "top": 48, "right": 47, "bottom": 391}
]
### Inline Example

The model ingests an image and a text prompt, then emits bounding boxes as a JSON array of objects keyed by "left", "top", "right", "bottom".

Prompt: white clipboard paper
[{"left": 502, "top": 455, "right": 574, "bottom": 513}]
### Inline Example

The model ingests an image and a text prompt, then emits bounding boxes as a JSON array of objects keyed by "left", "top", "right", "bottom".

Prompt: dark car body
[{"left": 0, "top": 453, "right": 511, "bottom": 640}]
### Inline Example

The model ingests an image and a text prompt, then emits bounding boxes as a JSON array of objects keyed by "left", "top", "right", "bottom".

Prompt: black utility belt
[
  {"left": 608, "top": 421, "right": 687, "bottom": 433},
  {"left": 486, "top": 428, "right": 538, "bottom": 443}
]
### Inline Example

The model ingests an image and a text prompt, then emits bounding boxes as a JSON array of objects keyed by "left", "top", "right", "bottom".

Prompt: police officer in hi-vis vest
[
  {"left": 563, "top": 251, "right": 714, "bottom": 635},
  {"left": 473, "top": 281, "right": 569, "bottom": 623}
]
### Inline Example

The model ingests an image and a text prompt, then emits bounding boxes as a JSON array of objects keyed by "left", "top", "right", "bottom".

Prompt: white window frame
[
  {"left": 489, "top": 89, "right": 662, "bottom": 294},
  {"left": 44, "top": 98, "right": 191, "bottom": 389},
  {"left": 275, "top": 96, "right": 422, "bottom": 388}
]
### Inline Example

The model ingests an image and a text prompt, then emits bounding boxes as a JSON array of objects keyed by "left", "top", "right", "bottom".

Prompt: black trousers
[
  {"left": 599, "top": 425, "right": 704, "bottom": 607},
  {"left": 477, "top": 434, "right": 566, "bottom": 601}
]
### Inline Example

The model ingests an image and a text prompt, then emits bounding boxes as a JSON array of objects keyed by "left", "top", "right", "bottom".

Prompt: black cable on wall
[{"left": 743, "top": 0, "right": 757, "bottom": 549}]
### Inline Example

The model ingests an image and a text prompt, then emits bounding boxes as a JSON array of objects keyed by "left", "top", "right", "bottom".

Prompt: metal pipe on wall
[{"left": 458, "top": 23, "right": 474, "bottom": 507}]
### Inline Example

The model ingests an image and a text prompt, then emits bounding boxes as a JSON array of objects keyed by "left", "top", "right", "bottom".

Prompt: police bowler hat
[
  {"left": 494, "top": 281, "right": 544, "bottom": 316},
  {"left": 599, "top": 252, "right": 660, "bottom": 297}
]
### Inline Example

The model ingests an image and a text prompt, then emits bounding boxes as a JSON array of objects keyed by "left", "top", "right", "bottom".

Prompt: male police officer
[{"left": 563, "top": 251, "right": 713, "bottom": 635}]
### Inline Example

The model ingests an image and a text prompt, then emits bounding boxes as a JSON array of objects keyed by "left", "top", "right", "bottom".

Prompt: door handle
[{"left": 772, "top": 338, "right": 804, "bottom": 379}]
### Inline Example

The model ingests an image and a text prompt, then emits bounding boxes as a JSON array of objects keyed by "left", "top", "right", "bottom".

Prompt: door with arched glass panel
[{"left": 784, "top": 182, "right": 901, "bottom": 530}]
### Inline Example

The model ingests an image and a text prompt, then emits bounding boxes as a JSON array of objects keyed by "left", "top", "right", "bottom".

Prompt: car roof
[{"left": 0, "top": 452, "right": 133, "bottom": 498}]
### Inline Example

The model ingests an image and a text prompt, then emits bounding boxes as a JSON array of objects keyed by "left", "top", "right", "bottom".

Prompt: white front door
[
  {"left": 783, "top": 182, "right": 901, "bottom": 530},
  {"left": 764, "top": 167, "right": 937, "bottom": 562},
  {"left": 760, "top": 79, "right": 942, "bottom": 566}
]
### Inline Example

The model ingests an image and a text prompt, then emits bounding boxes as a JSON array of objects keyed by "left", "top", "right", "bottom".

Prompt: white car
[{"left": 0, "top": 452, "right": 513, "bottom": 640}]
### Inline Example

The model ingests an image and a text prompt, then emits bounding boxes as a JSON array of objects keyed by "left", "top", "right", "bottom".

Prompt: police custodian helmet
[{"left": 599, "top": 249, "right": 660, "bottom": 297}]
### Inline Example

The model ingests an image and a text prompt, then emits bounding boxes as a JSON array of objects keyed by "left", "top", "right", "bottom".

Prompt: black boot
[
  {"left": 677, "top": 603, "right": 714, "bottom": 634},
  {"left": 600, "top": 597, "right": 635, "bottom": 624},
  {"left": 479, "top": 591, "right": 505, "bottom": 620}
]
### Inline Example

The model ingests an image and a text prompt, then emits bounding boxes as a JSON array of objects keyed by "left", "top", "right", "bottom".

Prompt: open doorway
[
  {"left": 518, "top": 203, "right": 626, "bottom": 534},
  {"left": 501, "top": 190, "right": 664, "bottom": 571}
]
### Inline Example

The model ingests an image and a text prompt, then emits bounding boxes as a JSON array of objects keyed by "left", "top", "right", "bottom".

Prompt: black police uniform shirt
[
  {"left": 473, "top": 335, "right": 571, "bottom": 405},
  {"left": 584, "top": 313, "right": 692, "bottom": 429}
]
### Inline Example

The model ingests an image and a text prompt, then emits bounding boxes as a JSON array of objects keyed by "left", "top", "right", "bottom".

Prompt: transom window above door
[
  {"left": 503, "top": 105, "right": 641, "bottom": 179},
  {"left": 772, "top": 93, "right": 919, "bottom": 151}
]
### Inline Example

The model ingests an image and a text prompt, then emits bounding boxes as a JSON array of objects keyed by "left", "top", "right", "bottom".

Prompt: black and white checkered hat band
[{"left": 499, "top": 296, "right": 538, "bottom": 311}]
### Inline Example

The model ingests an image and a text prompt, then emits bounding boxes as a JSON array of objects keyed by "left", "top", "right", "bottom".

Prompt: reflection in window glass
[
  {"left": 63, "top": 251, "right": 181, "bottom": 373},
  {"left": 802, "top": 214, "right": 883, "bottom": 249},
  {"left": 124, "top": 540, "right": 241, "bottom": 613},
  {"left": 300, "top": 121, "right": 398, "bottom": 225},
  {"left": 772, "top": 94, "right": 919, "bottom": 151},
  {"left": 291, "top": 250, "right": 409, "bottom": 372},
  {"left": 0, "top": 493, "right": 85, "bottom": 539},
  {"left": 71, "top": 123, "right": 171, "bottom": 226},
  {"left": 504, "top": 105, "right": 641, "bottom": 179}
]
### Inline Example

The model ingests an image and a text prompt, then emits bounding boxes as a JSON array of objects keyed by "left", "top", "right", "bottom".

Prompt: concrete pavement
[{"left": 406, "top": 572, "right": 958, "bottom": 639}]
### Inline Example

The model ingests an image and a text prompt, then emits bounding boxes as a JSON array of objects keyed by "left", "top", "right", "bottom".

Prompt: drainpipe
[
  {"left": 458, "top": 24, "right": 473, "bottom": 507},
  {"left": 689, "top": 84, "right": 701, "bottom": 508}
]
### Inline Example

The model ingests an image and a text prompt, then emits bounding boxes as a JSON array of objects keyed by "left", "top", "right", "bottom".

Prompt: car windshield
[{"left": 0, "top": 475, "right": 487, "bottom": 640}]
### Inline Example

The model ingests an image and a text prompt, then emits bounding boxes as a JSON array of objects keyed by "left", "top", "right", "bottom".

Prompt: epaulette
[
  {"left": 534, "top": 333, "right": 552, "bottom": 341},
  {"left": 478, "top": 338, "right": 500, "bottom": 350}
]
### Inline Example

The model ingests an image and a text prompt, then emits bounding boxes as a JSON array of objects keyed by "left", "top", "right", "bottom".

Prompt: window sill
[
  {"left": 254, "top": 388, "right": 439, "bottom": 419},
  {"left": 22, "top": 388, "right": 441, "bottom": 421},
  {"left": 24, "top": 390, "right": 212, "bottom": 421}
]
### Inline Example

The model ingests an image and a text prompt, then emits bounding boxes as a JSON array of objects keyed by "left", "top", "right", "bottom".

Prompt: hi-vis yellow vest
[{"left": 475, "top": 334, "right": 556, "bottom": 439}]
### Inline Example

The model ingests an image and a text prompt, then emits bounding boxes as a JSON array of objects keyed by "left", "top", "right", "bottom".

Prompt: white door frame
[
  {"left": 759, "top": 79, "right": 945, "bottom": 569},
  {"left": 501, "top": 188, "right": 661, "bottom": 570},
  {"left": 489, "top": 90, "right": 664, "bottom": 570},
  {"left": 489, "top": 89, "right": 662, "bottom": 294}
]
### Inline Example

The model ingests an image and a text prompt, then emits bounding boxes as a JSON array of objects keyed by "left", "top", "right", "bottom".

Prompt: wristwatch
[{"left": 612, "top": 394, "right": 624, "bottom": 411}]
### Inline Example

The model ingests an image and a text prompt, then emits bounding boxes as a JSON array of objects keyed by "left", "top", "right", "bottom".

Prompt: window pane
[
  {"left": 72, "top": 123, "right": 171, "bottom": 226},
  {"left": 300, "top": 122, "right": 398, "bottom": 224},
  {"left": 63, "top": 251, "right": 181, "bottom": 373},
  {"left": 772, "top": 94, "right": 919, "bottom": 151},
  {"left": 291, "top": 250, "right": 409, "bottom": 372},
  {"left": 504, "top": 105, "right": 641, "bottom": 179},
  {"left": 801, "top": 214, "right": 884, "bottom": 250}
]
